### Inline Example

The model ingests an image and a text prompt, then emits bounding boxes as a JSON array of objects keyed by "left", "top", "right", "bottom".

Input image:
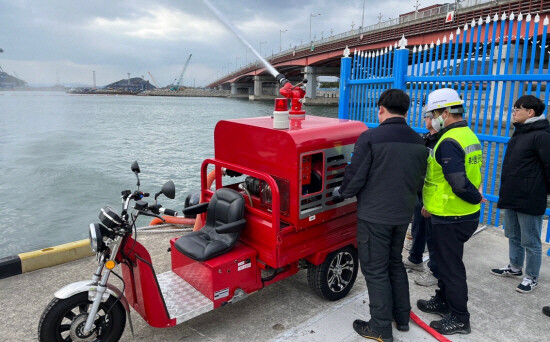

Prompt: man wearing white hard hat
[{"left": 416, "top": 88, "right": 485, "bottom": 335}]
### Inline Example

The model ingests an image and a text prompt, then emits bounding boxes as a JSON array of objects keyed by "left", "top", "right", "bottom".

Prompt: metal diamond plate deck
[{"left": 157, "top": 271, "right": 214, "bottom": 324}]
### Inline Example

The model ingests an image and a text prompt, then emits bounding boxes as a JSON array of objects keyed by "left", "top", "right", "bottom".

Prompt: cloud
[
  {"left": 0, "top": 0, "right": 448, "bottom": 86},
  {"left": 236, "top": 15, "right": 281, "bottom": 34},
  {"left": 89, "top": 6, "right": 227, "bottom": 42}
]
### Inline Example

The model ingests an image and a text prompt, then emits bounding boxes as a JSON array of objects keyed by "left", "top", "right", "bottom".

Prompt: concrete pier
[
  {"left": 139, "top": 88, "right": 230, "bottom": 97},
  {"left": 1, "top": 226, "right": 548, "bottom": 341}
]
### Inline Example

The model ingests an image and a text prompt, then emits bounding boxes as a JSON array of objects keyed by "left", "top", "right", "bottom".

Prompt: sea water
[{"left": 0, "top": 91, "right": 338, "bottom": 258}]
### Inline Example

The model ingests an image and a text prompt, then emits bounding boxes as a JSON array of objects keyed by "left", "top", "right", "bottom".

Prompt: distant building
[
  {"left": 104, "top": 77, "right": 155, "bottom": 92},
  {"left": 0, "top": 71, "right": 27, "bottom": 89}
]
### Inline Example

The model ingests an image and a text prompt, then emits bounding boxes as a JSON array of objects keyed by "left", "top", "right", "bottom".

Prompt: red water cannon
[{"left": 276, "top": 74, "right": 307, "bottom": 117}]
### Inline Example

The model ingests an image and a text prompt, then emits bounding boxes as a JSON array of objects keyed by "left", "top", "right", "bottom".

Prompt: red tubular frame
[{"left": 201, "top": 158, "right": 280, "bottom": 233}]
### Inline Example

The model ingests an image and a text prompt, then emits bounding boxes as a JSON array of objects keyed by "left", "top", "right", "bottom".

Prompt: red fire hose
[
  {"left": 148, "top": 216, "right": 195, "bottom": 226},
  {"left": 410, "top": 310, "right": 452, "bottom": 342}
]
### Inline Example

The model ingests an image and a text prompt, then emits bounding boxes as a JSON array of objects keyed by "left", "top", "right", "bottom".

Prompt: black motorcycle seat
[{"left": 175, "top": 188, "right": 246, "bottom": 261}]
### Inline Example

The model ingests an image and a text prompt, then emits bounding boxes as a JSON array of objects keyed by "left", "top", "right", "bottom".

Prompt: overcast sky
[{"left": 0, "top": 0, "right": 445, "bottom": 87}]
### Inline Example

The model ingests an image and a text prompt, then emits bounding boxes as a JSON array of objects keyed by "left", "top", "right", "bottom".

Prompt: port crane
[
  {"left": 148, "top": 72, "right": 159, "bottom": 88},
  {"left": 170, "top": 54, "right": 192, "bottom": 91}
]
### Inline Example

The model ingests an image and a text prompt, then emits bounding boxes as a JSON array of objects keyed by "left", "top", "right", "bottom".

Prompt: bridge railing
[
  {"left": 285, "top": 0, "right": 498, "bottom": 56},
  {"left": 339, "top": 12, "right": 550, "bottom": 242},
  {"left": 211, "top": 0, "right": 505, "bottom": 86}
]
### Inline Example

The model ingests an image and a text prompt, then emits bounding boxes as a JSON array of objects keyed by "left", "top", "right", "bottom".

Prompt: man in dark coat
[
  {"left": 491, "top": 95, "right": 550, "bottom": 294},
  {"left": 333, "top": 89, "right": 427, "bottom": 342}
]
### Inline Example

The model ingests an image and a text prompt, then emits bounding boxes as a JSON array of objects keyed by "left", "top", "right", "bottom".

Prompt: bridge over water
[{"left": 207, "top": 0, "right": 550, "bottom": 103}]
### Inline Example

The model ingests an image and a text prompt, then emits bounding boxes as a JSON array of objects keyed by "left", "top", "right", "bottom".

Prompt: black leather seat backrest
[
  {"left": 202, "top": 188, "right": 245, "bottom": 245},
  {"left": 175, "top": 188, "right": 246, "bottom": 261}
]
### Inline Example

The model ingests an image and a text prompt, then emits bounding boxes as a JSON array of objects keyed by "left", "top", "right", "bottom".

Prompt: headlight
[{"left": 89, "top": 223, "right": 104, "bottom": 253}]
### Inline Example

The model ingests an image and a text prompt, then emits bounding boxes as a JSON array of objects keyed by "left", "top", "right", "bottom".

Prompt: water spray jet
[{"left": 202, "top": 0, "right": 307, "bottom": 118}]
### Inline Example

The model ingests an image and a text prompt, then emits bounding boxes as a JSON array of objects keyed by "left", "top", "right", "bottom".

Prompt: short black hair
[
  {"left": 514, "top": 95, "right": 546, "bottom": 116},
  {"left": 377, "top": 89, "right": 410, "bottom": 115}
]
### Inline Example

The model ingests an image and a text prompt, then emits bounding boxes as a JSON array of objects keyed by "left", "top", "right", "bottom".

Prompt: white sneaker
[
  {"left": 415, "top": 269, "right": 438, "bottom": 286},
  {"left": 516, "top": 277, "right": 538, "bottom": 293},
  {"left": 404, "top": 258, "right": 425, "bottom": 272}
]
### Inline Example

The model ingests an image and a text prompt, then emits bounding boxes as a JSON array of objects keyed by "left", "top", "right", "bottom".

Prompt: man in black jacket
[
  {"left": 491, "top": 95, "right": 550, "bottom": 294},
  {"left": 333, "top": 89, "right": 427, "bottom": 342}
]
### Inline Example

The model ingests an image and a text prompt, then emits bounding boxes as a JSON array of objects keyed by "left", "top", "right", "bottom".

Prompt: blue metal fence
[{"left": 338, "top": 12, "right": 550, "bottom": 242}]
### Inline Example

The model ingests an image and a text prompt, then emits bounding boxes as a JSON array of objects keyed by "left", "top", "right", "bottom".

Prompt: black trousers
[
  {"left": 432, "top": 220, "right": 478, "bottom": 323},
  {"left": 358, "top": 219, "right": 410, "bottom": 336},
  {"left": 409, "top": 199, "right": 438, "bottom": 277}
]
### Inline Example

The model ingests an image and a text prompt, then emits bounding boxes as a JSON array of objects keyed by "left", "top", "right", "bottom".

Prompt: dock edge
[{"left": 0, "top": 239, "right": 94, "bottom": 279}]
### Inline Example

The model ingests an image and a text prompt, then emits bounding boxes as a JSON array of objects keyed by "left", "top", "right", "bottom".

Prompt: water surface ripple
[{"left": 0, "top": 91, "right": 337, "bottom": 258}]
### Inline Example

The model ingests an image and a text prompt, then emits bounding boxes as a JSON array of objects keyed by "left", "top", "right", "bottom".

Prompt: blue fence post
[
  {"left": 393, "top": 36, "right": 409, "bottom": 91},
  {"left": 338, "top": 47, "right": 352, "bottom": 119}
]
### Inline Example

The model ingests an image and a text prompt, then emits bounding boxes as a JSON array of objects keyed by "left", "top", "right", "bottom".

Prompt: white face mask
[{"left": 431, "top": 116, "right": 444, "bottom": 132}]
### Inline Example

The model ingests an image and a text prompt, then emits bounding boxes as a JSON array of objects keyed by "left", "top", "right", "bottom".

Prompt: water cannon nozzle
[{"left": 276, "top": 73, "right": 289, "bottom": 86}]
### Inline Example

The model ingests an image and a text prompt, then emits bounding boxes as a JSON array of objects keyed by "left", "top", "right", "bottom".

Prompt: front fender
[{"left": 54, "top": 280, "right": 129, "bottom": 312}]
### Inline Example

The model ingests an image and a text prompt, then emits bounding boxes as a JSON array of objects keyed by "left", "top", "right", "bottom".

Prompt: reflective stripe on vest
[{"left": 423, "top": 126, "right": 482, "bottom": 216}]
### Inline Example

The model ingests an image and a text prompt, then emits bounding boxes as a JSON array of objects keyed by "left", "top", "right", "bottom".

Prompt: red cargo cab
[{"left": 170, "top": 115, "right": 366, "bottom": 306}]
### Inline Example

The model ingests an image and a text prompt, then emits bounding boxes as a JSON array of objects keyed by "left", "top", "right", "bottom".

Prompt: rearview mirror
[
  {"left": 161, "top": 180, "right": 176, "bottom": 199},
  {"left": 131, "top": 161, "right": 140, "bottom": 173}
]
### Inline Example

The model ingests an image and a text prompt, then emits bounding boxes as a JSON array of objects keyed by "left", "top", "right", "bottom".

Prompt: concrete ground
[{"left": 0, "top": 226, "right": 548, "bottom": 342}]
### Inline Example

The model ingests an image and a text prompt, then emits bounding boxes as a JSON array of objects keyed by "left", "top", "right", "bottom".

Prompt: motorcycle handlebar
[
  {"left": 148, "top": 203, "right": 161, "bottom": 214},
  {"left": 139, "top": 209, "right": 165, "bottom": 222},
  {"left": 160, "top": 208, "right": 178, "bottom": 216}
]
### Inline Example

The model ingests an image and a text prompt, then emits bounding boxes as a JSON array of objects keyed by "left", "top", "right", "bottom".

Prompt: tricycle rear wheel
[{"left": 307, "top": 246, "right": 358, "bottom": 301}]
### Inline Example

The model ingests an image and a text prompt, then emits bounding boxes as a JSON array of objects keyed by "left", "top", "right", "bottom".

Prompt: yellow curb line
[{"left": 19, "top": 239, "right": 94, "bottom": 273}]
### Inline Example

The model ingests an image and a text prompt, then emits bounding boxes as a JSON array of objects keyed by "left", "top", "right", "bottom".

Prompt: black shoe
[
  {"left": 430, "top": 313, "right": 471, "bottom": 335},
  {"left": 490, "top": 265, "right": 523, "bottom": 277},
  {"left": 353, "top": 319, "right": 393, "bottom": 342},
  {"left": 543, "top": 306, "right": 550, "bottom": 317},
  {"left": 417, "top": 294, "right": 450, "bottom": 317},
  {"left": 394, "top": 320, "right": 409, "bottom": 332}
]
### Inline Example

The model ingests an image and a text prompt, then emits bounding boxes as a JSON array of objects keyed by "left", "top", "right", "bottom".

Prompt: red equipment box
[
  {"left": 170, "top": 238, "right": 260, "bottom": 308},
  {"left": 212, "top": 116, "right": 366, "bottom": 268}
]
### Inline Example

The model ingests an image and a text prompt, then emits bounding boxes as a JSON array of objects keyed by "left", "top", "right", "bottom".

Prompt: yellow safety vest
[{"left": 423, "top": 126, "right": 482, "bottom": 216}]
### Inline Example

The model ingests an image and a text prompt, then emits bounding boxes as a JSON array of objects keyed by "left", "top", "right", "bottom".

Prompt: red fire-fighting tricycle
[{"left": 38, "top": 76, "right": 367, "bottom": 342}]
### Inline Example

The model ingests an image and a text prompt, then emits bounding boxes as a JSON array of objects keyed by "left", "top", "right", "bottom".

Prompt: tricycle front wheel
[
  {"left": 38, "top": 292, "right": 126, "bottom": 342},
  {"left": 307, "top": 246, "right": 358, "bottom": 301}
]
